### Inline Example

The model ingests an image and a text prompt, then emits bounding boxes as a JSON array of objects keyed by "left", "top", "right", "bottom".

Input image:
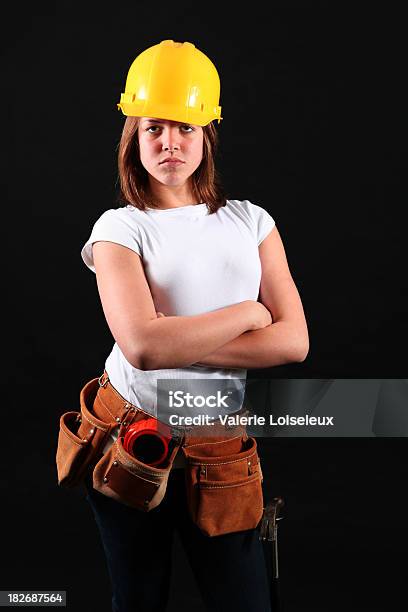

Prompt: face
[{"left": 137, "top": 117, "right": 204, "bottom": 188}]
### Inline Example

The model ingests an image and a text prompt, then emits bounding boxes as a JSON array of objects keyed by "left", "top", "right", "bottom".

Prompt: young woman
[{"left": 80, "top": 40, "right": 308, "bottom": 612}]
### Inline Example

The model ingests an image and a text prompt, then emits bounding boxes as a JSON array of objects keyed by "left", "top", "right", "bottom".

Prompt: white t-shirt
[{"left": 81, "top": 199, "right": 275, "bottom": 435}]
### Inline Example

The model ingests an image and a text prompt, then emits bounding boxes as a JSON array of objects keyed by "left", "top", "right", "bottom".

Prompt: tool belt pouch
[
  {"left": 183, "top": 435, "right": 264, "bottom": 537},
  {"left": 56, "top": 378, "right": 114, "bottom": 488},
  {"left": 92, "top": 435, "right": 180, "bottom": 512}
]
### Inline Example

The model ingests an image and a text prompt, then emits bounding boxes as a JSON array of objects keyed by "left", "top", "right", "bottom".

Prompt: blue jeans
[{"left": 84, "top": 468, "right": 271, "bottom": 612}]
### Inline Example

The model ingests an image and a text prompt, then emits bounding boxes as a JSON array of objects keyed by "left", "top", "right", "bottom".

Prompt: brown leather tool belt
[{"left": 56, "top": 371, "right": 264, "bottom": 536}]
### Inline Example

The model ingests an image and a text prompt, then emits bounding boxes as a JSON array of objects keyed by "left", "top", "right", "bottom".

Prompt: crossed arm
[
  {"left": 158, "top": 227, "right": 309, "bottom": 369},
  {"left": 92, "top": 226, "right": 309, "bottom": 371}
]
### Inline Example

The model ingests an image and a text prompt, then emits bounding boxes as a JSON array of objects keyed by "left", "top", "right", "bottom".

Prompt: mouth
[{"left": 159, "top": 158, "right": 185, "bottom": 165}]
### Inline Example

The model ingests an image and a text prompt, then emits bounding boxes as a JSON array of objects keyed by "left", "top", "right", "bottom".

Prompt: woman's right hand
[{"left": 242, "top": 300, "right": 273, "bottom": 331}]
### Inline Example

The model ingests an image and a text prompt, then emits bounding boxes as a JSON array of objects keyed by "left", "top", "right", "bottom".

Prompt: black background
[{"left": 1, "top": 2, "right": 407, "bottom": 611}]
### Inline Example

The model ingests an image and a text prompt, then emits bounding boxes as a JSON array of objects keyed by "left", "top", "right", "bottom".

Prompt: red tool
[{"left": 123, "top": 417, "right": 172, "bottom": 467}]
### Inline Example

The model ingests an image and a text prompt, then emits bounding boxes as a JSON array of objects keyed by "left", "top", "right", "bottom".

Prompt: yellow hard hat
[{"left": 117, "top": 40, "right": 222, "bottom": 126}]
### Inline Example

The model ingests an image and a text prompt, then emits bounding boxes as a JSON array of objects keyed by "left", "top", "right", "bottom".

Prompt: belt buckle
[{"left": 98, "top": 373, "right": 109, "bottom": 388}]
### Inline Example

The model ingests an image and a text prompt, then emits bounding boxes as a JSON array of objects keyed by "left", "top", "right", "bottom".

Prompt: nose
[{"left": 161, "top": 126, "right": 181, "bottom": 152}]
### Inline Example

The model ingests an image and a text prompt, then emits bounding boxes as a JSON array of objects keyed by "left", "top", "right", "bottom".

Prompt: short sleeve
[
  {"left": 81, "top": 209, "right": 142, "bottom": 273},
  {"left": 242, "top": 200, "right": 275, "bottom": 246},
  {"left": 253, "top": 203, "right": 276, "bottom": 245}
]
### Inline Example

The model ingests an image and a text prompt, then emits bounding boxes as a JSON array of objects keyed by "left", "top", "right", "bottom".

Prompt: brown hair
[{"left": 116, "top": 117, "right": 228, "bottom": 214}]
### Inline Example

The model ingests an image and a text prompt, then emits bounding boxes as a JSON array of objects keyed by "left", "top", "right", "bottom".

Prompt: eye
[{"left": 145, "top": 124, "right": 194, "bottom": 134}]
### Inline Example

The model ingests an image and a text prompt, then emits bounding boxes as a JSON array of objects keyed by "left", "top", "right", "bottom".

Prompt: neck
[{"left": 147, "top": 177, "right": 200, "bottom": 209}]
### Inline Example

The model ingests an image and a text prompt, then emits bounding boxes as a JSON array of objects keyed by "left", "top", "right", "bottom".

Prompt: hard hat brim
[{"left": 117, "top": 100, "right": 222, "bottom": 127}]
